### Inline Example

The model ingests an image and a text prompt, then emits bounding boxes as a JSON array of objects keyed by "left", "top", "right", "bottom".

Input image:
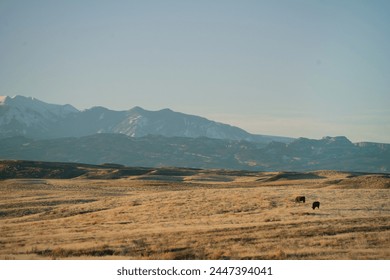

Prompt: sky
[{"left": 0, "top": 0, "right": 389, "bottom": 143}]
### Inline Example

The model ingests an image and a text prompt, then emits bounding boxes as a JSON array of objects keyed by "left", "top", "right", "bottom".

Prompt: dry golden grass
[{"left": 0, "top": 170, "right": 389, "bottom": 260}]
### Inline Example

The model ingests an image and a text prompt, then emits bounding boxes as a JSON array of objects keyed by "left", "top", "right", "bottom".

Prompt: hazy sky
[{"left": 1, "top": 0, "right": 389, "bottom": 143}]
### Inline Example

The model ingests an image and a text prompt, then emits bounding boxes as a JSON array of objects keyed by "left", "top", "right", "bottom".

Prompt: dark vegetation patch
[
  {"left": 0, "top": 160, "right": 88, "bottom": 179},
  {"left": 149, "top": 168, "right": 201, "bottom": 176},
  {"left": 32, "top": 246, "right": 115, "bottom": 258},
  {"left": 1, "top": 199, "right": 96, "bottom": 209},
  {"left": 0, "top": 160, "right": 154, "bottom": 179},
  {"left": 264, "top": 172, "right": 326, "bottom": 182},
  {"left": 324, "top": 179, "right": 343, "bottom": 184},
  {"left": 0, "top": 208, "right": 50, "bottom": 218},
  {"left": 214, "top": 170, "right": 260, "bottom": 176}
]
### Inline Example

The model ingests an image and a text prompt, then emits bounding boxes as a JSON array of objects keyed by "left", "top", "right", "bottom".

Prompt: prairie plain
[{"left": 1, "top": 164, "right": 390, "bottom": 260}]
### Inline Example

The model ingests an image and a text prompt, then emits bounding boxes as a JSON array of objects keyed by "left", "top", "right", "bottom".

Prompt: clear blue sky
[{"left": 1, "top": 0, "right": 389, "bottom": 143}]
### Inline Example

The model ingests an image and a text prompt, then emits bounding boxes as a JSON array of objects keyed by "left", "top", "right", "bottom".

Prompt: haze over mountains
[
  {"left": 0, "top": 95, "right": 290, "bottom": 142},
  {"left": 0, "top": 95, "right": 389, "bottom": 172}
]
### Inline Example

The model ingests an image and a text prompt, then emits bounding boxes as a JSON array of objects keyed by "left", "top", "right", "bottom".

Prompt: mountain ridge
[
  {"left": 0, "top": 133, "right": 388, "bottom": 172},
  {"left": 0, "top": 95, "right": 292, "bottom": 143}
]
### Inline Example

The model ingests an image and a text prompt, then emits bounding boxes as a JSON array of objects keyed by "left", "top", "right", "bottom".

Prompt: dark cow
[
  {"left": 312, "top": 201, "right": 320, "bottom": 210},
  {"left": 295, "top": 196, "right": 305, "bottom": 203}
]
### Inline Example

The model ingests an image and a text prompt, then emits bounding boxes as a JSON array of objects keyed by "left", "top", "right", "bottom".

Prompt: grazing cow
[
  {"left": 312, "top": 201, "right": 320, "bottom": 210},
  {"left": 295, "top": 196, "right": 305, "bottom": 203}
]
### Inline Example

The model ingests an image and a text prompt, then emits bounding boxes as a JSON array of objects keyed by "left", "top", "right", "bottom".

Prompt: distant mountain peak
[
  {"left": 129, "top": 106, "right": 144, "bottom": 112},
  {"left": 1, "top": 95, "right": 38, "bottom": 104},
  {"left": 0, "top": 95, "right": 79, "bottom": 139},
  {"left": 0, "top": 95, "right": 9, "bottom": 104},
  {"left": 321, "top": 136, "right": 353, "bottom": 146},
  {"left": 0, "top": 95, "right": 78, "bottom": 111},
  {"left": 87, "top": 106, "right": 110, "bottom": 112},
  {"left": 128, "top": 106, "right": 173, "bottom": 115}
]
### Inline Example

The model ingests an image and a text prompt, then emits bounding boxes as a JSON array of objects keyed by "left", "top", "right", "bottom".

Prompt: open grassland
[{"left": 1, "top": 169, "right": 389, "bottom": 260}]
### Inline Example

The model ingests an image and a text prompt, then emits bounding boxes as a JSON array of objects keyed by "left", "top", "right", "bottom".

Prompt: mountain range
[
  {"left": 0, "top": 95, "right": 291, "bottom": 142},
  {"left": 0, "top": 95, "right": 389, "bottom": 172}
]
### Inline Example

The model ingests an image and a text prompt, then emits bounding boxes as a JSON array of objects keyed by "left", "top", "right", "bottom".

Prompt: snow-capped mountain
[
  {"left": 0, "top": 95, "right": 292, "bottom": 142},
  {"left": 51, "top": 105, "right": 291, "bottom": 142},
  {"left": 110, "top": 106, "right": 263, "bottom": 140},
  {"left": 0, "top": 95, "right": 78, "bottom": 138}
]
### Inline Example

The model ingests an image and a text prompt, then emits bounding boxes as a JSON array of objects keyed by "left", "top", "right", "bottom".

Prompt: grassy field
[{"left": 1, "top": 169, "right": 389, "bottom": 259}]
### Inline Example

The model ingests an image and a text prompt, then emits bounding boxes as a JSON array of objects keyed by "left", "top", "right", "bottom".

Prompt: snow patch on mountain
[
  {"left": 0, "top": 95, "right": 78, "bottom": 125},
  {"left": 0, "top": 95, "right": 79, "bottom": 138}
]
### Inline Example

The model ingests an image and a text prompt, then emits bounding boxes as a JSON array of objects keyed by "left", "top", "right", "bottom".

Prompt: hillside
[
  {"left": 0, "top": 134, "right": 389, "bottom": 172},
  {"left": 1, "top": 160, "right": 389, "bottom": 187}
]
